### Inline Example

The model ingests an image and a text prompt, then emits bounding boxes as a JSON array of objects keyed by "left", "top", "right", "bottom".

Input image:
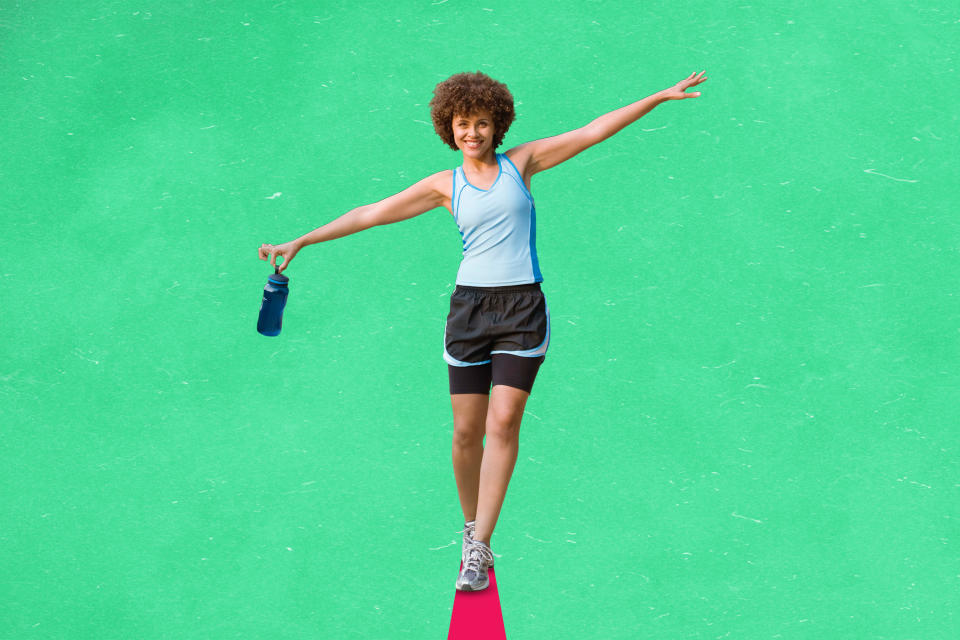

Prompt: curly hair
[{"left": 429, "top": 71, "right": 516, "bottom": 151}]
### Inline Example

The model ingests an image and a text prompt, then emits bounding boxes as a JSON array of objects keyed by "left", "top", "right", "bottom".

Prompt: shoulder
[
  {"left": 426, "top": 168, "right": 455, "bottom": 180},
  {"left": 425, "top": 168, "right": 455, "bottom": 199},
  {"left": 502, "top": 145, "right": 535, "bottom": 182},
  {"left": 420, "top": 168, "right": 455, "bottom": 214},
  {"left": 503, "top": 144, "right": 534, "bottom": 171},
  {"left": 407, "top": 168, "right": 453, "bottom": 193},
  {"left": 389, "top": 169, "right": 455, "bottom": 207}
]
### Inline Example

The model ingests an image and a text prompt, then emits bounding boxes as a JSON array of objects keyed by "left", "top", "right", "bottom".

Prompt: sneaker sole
[
  {"left": 456, "top": 561, "right": 490, "bottom": 592},
  {"left": 456, "top": 576, "right": 490, "bottom": 591}
]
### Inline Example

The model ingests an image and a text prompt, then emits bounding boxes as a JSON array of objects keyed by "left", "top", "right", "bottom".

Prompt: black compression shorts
[{"left": 443, "top": 283, "right": 550, "bottom": 395}]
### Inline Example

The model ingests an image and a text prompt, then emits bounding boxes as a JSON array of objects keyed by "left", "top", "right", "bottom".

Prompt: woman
[{"left": 258, "top": 69, "right": 708, "bottom": 591}]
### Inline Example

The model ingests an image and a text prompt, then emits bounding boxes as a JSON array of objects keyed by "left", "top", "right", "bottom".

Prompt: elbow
[
  {"left": 582, "top": 122, "right": 609, "bottom": 147},
  {"left": 357, "top": 204, "right": 382, "bottom": 230},
  {"left": 583, "top": 122, "right": 616, "bottom": 149}
]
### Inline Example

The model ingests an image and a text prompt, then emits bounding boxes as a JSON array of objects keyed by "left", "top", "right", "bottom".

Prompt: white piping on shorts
[
  {"left": 443, "top": 305, "right": 550, "bottom": 365},
  {"left": 491, "top": 305, "right": 550, "bottom": 358}
]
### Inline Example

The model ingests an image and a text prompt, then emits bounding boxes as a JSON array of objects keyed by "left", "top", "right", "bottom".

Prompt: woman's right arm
[{"left": 258, "top": 170, "right": 450, "bottom": 272}]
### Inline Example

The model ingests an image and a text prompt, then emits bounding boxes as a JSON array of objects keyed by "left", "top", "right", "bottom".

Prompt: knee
[
  {"left": 453, "top": 422, "right": 484, "bottom": 448},
  {"left": 485, "top": 412, "right": 521, "bottom": 442}
]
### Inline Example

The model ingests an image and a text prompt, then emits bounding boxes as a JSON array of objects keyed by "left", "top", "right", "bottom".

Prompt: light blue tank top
[{"left": 452, "top": 153, "right": 543, "bottom": 286}]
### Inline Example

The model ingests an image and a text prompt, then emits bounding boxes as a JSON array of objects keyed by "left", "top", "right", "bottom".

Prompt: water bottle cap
[{"left": 268, "top": 270, "right": 289, "bottom": 285}]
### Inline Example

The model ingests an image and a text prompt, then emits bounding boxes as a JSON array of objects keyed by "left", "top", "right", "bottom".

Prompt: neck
[{"left": 462, "top": 151, "right": 497, "bottom": 171}]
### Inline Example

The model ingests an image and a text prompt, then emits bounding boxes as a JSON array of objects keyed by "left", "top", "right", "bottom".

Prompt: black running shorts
[{"left": 444, "top": 283, "right": 550, "bottom": 395}]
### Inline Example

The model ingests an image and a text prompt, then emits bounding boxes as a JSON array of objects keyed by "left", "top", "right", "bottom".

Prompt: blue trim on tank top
[
  {"left": 459, "top": 154, "right": 502, "bottom": 192},
  {"left": 451, "top": 169, "right": 457, "bottom": 220},
  {"left": 530, "top": 203, "right": 542, "bottom": 282},
  {"left": 500, "top": 153, "right": 534, "bottom": 202},
  {"left": 452, "top": 152, "right": 544, "bottom": 286},
  {"left": 451, "top": 170, "right": 467, "bottom": 251},
  {"left": 454, "top": 169, "right": 468, "bottom": 214},
  {"left": 499, "top": 153, "right": 542, "bottom": 282}
]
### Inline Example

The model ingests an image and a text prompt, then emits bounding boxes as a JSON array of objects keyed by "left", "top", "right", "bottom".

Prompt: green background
[{"left": 2, "top": 0, "right": 957, "bottom": 638}]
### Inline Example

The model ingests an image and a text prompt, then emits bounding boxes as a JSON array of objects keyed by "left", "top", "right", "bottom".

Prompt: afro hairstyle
[{"left": 429, "top": 71, "right": 516, "bottom": 151}]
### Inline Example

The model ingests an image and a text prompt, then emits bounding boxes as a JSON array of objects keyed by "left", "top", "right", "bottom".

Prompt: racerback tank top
[{"left": 451, "top": 153, "right": 543, "bottom": 286}]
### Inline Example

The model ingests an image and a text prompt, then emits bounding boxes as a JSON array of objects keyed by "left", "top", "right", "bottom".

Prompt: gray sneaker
[
  {"left": 461, "top": 521, "right": 494, "bottom": 567},
  {"left": 456, "top": 539, "right": 494, "bottom": 591}
]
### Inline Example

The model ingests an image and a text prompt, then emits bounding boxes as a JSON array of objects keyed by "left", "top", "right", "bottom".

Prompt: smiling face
[{"left": 452, "top": 110, "right": 496, "bottom": 160}]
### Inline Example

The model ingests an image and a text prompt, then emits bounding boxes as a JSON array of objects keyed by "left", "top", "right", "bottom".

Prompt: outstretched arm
[
  {"left": 258, "top": 171, "right": 449, "bottom": 272},
  {"left": 515, "top": 71, "right": 708, "bottom": 176}
]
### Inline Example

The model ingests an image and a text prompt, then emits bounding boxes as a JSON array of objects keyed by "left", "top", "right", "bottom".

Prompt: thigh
[
  {"left": 450, "top": 391, "right": 489, "bottom": 441},
  {"left": 491, "top": 353, "right": 545, "bottom": 394},
  {"left": 449, "top": 362, "right": 492, "bottom": 395}
]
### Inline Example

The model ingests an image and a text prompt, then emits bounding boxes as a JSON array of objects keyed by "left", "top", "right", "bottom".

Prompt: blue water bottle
[{"left": 257, "top": 266, "right": 289, "bottom": 336}]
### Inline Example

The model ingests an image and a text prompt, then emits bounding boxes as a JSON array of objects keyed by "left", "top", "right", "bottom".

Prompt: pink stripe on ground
[{"left": 448, "top": 564, "right": 507, "bottom": 639}]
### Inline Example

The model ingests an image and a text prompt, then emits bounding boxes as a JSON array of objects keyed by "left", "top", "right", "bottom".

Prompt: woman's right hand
[{"left": 258, "top": 240, "right": 301, "bottom": 273}]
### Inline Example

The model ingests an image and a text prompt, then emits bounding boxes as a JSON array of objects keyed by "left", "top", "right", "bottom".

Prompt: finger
[{"left": 270, "top": 252, "right": 277, "bottom": 268}]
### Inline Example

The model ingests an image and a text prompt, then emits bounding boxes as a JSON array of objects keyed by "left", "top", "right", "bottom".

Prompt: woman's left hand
[{"left": 661, "top": 71, "right": 708, "bottom": 100}]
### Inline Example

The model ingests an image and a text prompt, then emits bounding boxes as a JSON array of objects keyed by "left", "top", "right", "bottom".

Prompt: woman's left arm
[{"left": 514, "top": 71, "right": 708, "bottom": 176}]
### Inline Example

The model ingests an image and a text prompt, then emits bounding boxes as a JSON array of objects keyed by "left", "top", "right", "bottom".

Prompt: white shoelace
[
  {"left": 459, "top": 523, "right": 501, "bottom": 563},
  {"left": 464, "top": 539, "right": 494, "bottom": 573}
]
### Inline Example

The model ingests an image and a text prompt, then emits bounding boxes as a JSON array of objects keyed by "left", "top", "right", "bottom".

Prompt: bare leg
[
  {"left": 473, "top": 384, "right": 530, "bottom": 545},
  {"left": 450, "top": 393, "right": 489, "bottom": 523}
]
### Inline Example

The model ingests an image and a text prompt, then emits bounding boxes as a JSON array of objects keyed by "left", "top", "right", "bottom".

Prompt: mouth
[{"left": 464, "top": 140, "right": 483, "bottom": 150}]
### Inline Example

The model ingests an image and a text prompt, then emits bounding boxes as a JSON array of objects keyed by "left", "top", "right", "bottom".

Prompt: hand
[
  {"left": 661, "top": 71, "right": 708, "bottom": 100},
  {"left": 258, "top": 240, "right": 300, "bottom": 273}
]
